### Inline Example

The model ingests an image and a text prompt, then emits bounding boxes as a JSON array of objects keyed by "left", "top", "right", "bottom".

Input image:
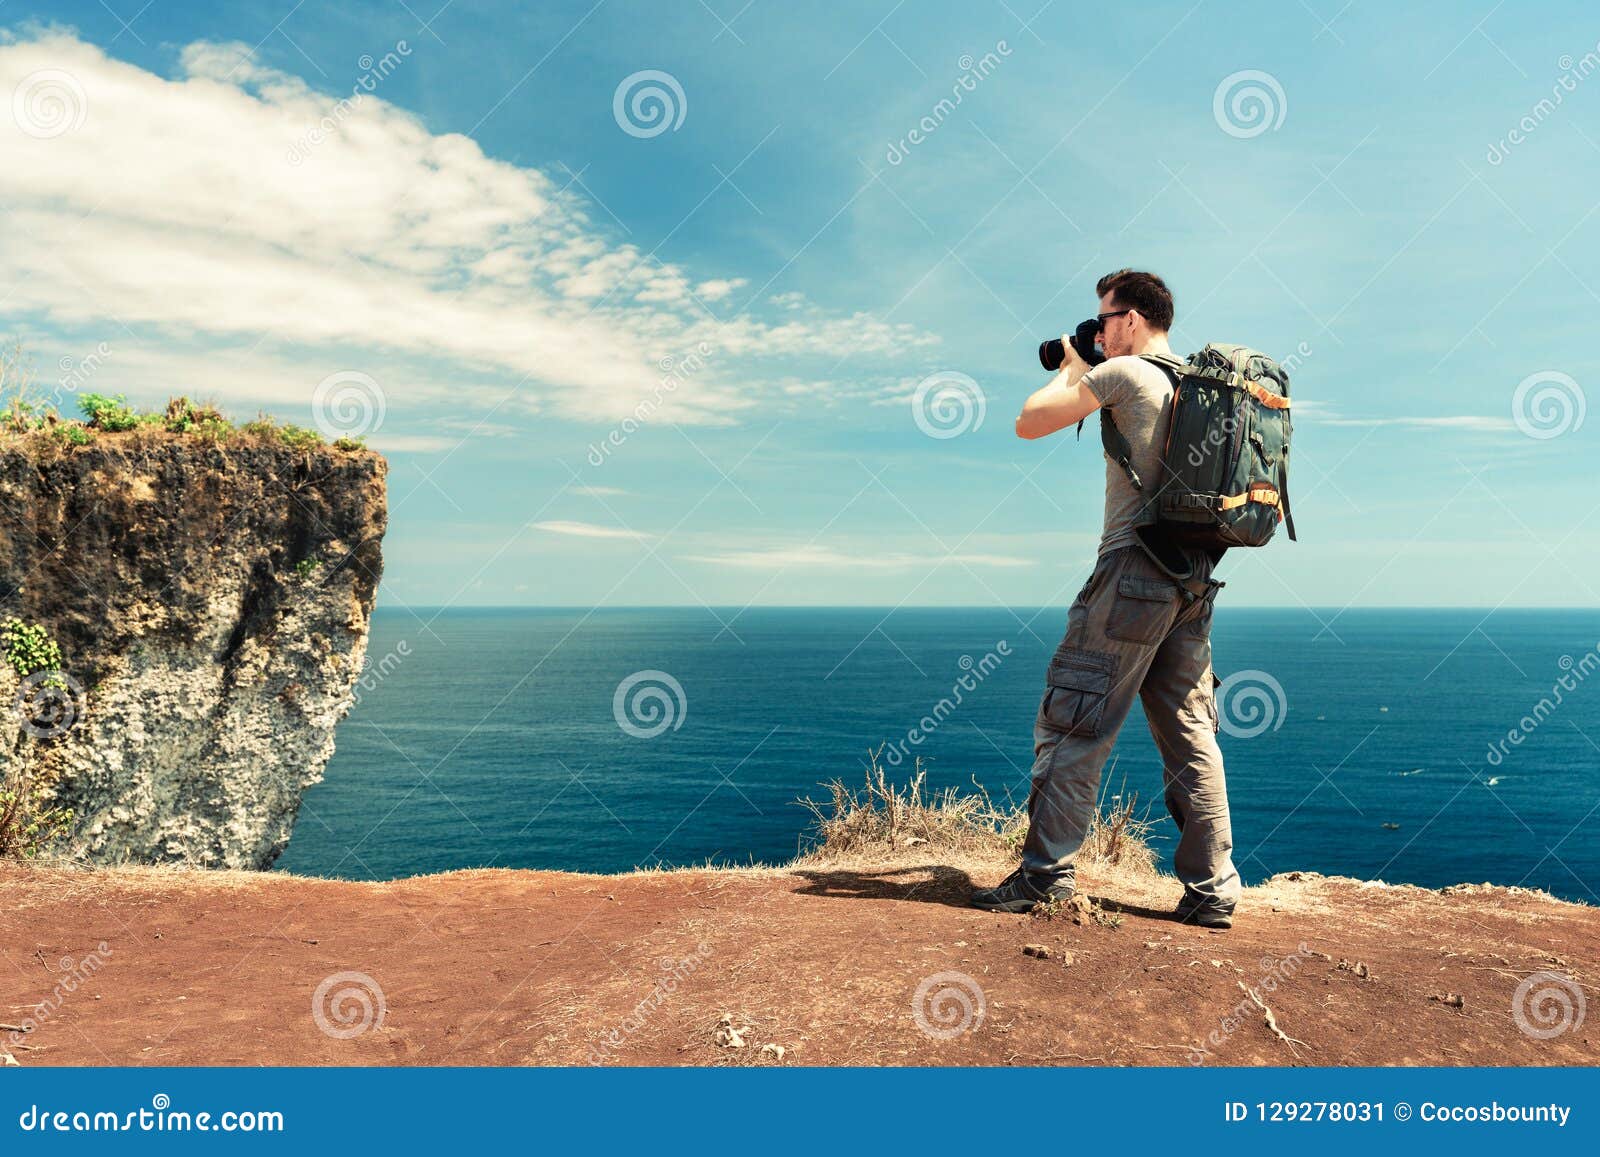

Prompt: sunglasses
[{"left": 1093, "top": 309, "right": 1135, "bottom": 330}]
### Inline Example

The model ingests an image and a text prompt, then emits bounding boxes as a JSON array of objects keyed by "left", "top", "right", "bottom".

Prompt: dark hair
[{"left": 1096, "top": 269, "right": 1174, "bottom": 333}]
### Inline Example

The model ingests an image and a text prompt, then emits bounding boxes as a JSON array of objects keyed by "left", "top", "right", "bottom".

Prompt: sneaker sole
[
  {"left": 1175, "top": 910, "right": 1233, "bottom": 929},
  {"left": 971, "top": 891, "right": 1073, "bottom": 914},
  {"left": 970, "top": 895, "right": 1042, "bottom": 913}
]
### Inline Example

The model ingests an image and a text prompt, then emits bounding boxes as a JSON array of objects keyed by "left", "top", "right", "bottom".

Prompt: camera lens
[{"left": 1038, "top": 339, "right": 1066, "bottom": 371}]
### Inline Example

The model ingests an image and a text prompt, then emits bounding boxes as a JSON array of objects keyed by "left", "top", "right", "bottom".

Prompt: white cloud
[
  {"left": 531, "top": 519, "right": 649, "bottom": 540},
  {"left": 570, "top": 484, "right": 628, "bottom": 496},
  {"left": 681, "top": 543, "right": 1034, "bottom": 569},
  {"left": 367, "top": 433, "right": 459, "bottom": 453},
  {"left": 0, "top": 31, "right": 933, "bottom": 426},
  {"left": 40, "top": 340, "right": 515, "bottom": 430},
  {"left": 694, "top": 278, "right": 746, "bottom": 301},
  {"left": 1292, "top": 400, "right": 1512, "bottom": 431}
]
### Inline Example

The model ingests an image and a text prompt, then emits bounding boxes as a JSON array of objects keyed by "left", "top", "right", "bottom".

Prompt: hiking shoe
[
  {"left": 1174, "top": 897, "right": 1234, "bottom": 929},
  {"left": 970, "top": 867, "right": 1073, "bottom": 913}
]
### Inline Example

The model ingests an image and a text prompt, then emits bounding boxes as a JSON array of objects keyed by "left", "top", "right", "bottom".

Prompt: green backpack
[{"left": 1100, "top": 343, "right": 1297, "bottom": 552}]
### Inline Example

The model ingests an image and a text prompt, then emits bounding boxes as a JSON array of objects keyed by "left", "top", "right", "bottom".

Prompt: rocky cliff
[{"left": 0, "top": 428, "right": 386, "bottom": 868}]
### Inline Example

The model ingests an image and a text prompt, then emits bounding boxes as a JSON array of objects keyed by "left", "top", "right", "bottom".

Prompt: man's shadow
[
  {"left": 788, "top": 864, "right": 975, "bottom": 907},
  {"left": 788, "top": 866, "right": 1181, "bottom": 924},
  {"left": 1092, "top": 895, "right": 1173, "bottom": 922}
]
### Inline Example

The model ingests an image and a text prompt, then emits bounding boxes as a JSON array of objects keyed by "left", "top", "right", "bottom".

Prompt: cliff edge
[
  {"left": 0, "top": 858, "right": 1593, "bottom": 1066},
  {"left": 0, "top": 427, "right": 386, "bottom": 868}
]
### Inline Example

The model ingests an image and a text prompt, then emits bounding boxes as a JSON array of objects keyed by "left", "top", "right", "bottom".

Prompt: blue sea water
[{"left": 277, "top": 607, "right": 1600, "bottom": 903}]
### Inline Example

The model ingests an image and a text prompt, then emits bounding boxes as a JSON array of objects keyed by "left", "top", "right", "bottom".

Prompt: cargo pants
[{"left": 1022, "top": 542, "right": 1242, "bottom": 911}]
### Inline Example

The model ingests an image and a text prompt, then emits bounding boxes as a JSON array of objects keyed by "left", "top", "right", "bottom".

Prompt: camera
[{"left": 1038, "top": 318, "right": 1108, "bottom": 372}]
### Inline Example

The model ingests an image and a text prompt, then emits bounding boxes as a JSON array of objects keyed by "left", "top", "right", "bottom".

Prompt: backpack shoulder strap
[
  {"left": 1138, "top": 352, "right": 1187, "bottom": 377},
  {"left": 1098, "top": 408, "right": 1141, "bottom": 491},
  {"left": 1096, "top": 356, "right": 1181, "bottom": 492}
]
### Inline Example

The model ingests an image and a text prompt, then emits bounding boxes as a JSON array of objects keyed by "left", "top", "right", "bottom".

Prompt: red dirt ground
[{"left": 2, "top": 860, "right": 1596, "bottom": 1066}]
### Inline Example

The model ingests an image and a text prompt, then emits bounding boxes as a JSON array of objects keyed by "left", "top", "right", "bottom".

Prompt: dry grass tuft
[
  {"left": 793, "top": 747, "right": 1025, "bottom": 866},
  {"left": 792, "top": 746, "right": 1158, "bottom": 877},
  {"left": 1079, "top": 779, "right": 1158, "bottom": 878}
]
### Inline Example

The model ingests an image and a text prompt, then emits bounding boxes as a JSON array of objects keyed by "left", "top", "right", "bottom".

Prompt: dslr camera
[{"left": 1038, "top": 317, "right": 1108, "bottom": 372}]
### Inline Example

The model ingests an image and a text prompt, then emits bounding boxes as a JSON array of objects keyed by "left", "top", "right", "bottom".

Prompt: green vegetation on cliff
[
  {"left": 1, "top": 339, "right": 368, "bottom": 453},
  {"left": 0, "top": 616, "right": 75, "bottom": 858}
]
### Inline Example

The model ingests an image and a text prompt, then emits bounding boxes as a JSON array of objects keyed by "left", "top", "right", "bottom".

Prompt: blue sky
[{"left": 3, "top": 0, "right": 1597, "bottom": 612}]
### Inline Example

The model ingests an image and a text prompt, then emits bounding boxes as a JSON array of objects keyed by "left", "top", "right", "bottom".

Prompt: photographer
[{"left": 971, "top": 269, "right": 1241, "bottom": 929}]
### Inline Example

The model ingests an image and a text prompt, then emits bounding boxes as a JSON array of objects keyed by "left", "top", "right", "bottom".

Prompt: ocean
[{"left": 276, "top": 607, "right": 1600, "bottom": 903}]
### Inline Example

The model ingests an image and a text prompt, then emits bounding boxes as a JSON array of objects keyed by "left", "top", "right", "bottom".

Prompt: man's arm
[{"left": 1015, "top": 339, "right": 1102, "bottom": 440}]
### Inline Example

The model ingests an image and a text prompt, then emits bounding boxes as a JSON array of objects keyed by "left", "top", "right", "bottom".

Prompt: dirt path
[{"left": 2, "top": 861, "right": 1595, "bottom": 1066}]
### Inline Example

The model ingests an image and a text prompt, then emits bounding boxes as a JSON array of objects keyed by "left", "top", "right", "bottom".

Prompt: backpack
[{"left": 1099, "top": 343, "right": 1296, "bottom": 552}]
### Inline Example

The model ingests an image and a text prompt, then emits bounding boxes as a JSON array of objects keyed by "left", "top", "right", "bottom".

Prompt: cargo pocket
[
  {"left": 1208, "top": 668, "right": 1222, "bottom": 734},
  {"left": 1184, "top": 583, "right": 1221, "bottom": 637},
  {"left": 1069, "top": 571, "right": 1099, "bottom": 610},
  {"left": 1105, "top": 574, "right": 1180, "bottom": 645},
  {"left": 1037, "top": 647, "right": 1115, "bottom": 737}
]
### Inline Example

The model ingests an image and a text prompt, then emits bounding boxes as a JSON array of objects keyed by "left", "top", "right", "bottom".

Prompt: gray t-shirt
[{"left": 1081, "top": 354, "right": 1177, "bottom": 556}]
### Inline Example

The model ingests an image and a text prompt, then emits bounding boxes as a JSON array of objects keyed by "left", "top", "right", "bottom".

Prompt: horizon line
[{"left": 371, "top": 604, "right": 1600, "bottom": 612}]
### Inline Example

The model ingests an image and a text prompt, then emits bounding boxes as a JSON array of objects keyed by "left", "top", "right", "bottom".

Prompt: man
[{"left": 971, "top": 269, "right": 1241, "bottom": 929}]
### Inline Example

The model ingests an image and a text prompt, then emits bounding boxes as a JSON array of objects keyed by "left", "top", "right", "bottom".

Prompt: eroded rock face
[{"left": 0, "top": 430, "right": 386, "bottom": 868}]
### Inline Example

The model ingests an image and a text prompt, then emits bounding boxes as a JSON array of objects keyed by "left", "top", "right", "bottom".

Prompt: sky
[{"left": 2, "top": 0, "right": 1597, "bottom": 612}]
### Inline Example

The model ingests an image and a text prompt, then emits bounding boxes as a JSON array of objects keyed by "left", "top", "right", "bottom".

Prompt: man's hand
[
  {"left": 1060, "top": 331, "right": 1089, "bottom": 374},
  {"left": 1015, "top": 338, "right": 1102, "bottom": 440}
]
